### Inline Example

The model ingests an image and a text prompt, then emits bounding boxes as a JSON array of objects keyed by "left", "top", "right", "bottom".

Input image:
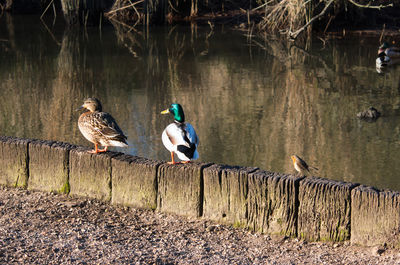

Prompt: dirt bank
[{"left": 0, "top": 186, "right": 399, "bottom": 264}]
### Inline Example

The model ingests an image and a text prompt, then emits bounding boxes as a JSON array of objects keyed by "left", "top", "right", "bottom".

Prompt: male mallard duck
[
  {"left": 77, "top": 97, "right": 128, "bottom": 153},
  {"left": 378, "top": 42, "right": 400, "bottom": 58},
  {"left": 290, "top": 155, "right": 318, "bottom": 177},
  {"left": 376, "top": 52, "right": 391, "bottom": 68},
  {"left": 161, "top": 103, "right": 199, "bottom": 164},
  {"left": 376, "top": 51, "right": 400, "bottom": 73}
]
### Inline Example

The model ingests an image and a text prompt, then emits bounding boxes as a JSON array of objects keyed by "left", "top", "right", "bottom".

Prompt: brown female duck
[{"left": 77, "top": 98, "right": 128, "bottom": 153}]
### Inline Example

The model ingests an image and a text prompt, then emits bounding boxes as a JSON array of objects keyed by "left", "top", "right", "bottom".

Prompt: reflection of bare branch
[
  {"left": 169, "top": 1, "right": 180, "bottom": 13},
  {"left": 323, "top": 15, "right": 333, "bottom": 35},
  {"left": 110, "top": 19, "right": 145, "bottom": 58},
  {"left": 40, "top": 18, "right": 61, "bottom": 46},
  {"left": 206, "top": 21, "right": 214, "bottom": 39},
  {"left": 251, "top": 38, "right": 291, "bottom": 63},
  {"left": 52, "top": 1, "right": 57, "bottom": 26},
  {"left": 167, "top": 33, "right": 185, "bottom": 60},
  {"left": 317, "top": 36, "right": 326, "bottom": 48},
  {"left": 109, "top": 16, "right": 141, "bottom": 34},
  {"left": 250, "top": 38, "right": 290, "bottom": 80},
  {"left": 168, "top": 25, "right": 177, "bottom": 38},
  {"left": 379, "top": 24, "right": 385, "bottom": 43},
  {"left": 291, "top": 44, "right": 331, "bottom": 72}
]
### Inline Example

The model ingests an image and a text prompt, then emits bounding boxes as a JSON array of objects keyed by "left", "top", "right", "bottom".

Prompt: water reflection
[{"left": 1, "top": 14, "right": 400, "bottom": 191}]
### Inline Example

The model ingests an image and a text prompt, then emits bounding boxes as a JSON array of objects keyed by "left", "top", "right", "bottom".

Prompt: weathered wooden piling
[
  {"left": 111, "top": 155, "right": 161, "bottom": 209},
  {"left": 0, "top": 136, "right": 30, "bottom": 188},
  {"left": 247, "top": 170, "right": 300, "bottom": 237},
  {"left": 157, "top": 162, "right": 211, "bottom": 218},
  {"left": 351, "top": 186, "right": 400, "bottom": 247},
  {"left": 28, "top": 140, "right": 73, "bottom": 194},
  {"left": 69, "top": 146, "right": 119, "bottom": 201},
  {"left": 203, "top": 164, "right": 258, "bottom": 227},
  {"left": 298, "top": 177, "right": 358, "bottom": 241}
]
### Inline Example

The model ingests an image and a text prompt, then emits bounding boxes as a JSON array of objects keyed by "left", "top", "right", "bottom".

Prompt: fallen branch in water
[
  {"left": 127, "top": 0, "right": 142, "bottom": 27},
  {"left": 39, "top": 18, "right": 61, "bottom": 46},
  {"left": 106, "top": 0, "right": 144, "bottom": 15}
]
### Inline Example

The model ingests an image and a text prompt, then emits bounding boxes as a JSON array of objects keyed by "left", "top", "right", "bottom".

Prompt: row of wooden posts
[{"left": 0, "top": 136, "right": 399, "bottom": 247}]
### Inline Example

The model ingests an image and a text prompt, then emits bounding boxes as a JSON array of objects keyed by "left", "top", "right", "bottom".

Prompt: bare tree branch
[
  {"left": 40, "top": 0, "right": 55, "bottom": 19},
  {"left": 288, "top": 0, "right": 334, "bottom": 39},
  {"left": 106, "top": 0, "right": 144, "bottom": 15},
  {"left": 347, "top": 0, "right": 393, "bottom": 9}
]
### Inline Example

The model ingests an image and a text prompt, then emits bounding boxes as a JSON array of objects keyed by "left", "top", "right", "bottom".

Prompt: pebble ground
[{"left": 0, "top": 186, "right": 399, "bottom": 264}]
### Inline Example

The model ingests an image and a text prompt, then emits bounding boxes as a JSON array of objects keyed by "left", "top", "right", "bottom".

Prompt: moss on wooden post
[
  {"left": 28, "top": 140, "right": 74, "bottom": 194},
  {"left": 69, "top": 146, "right": 121, "bottom": 201},
  {"left": 0, "top": 136, "right": 30, "bottom": 188},
  {"left": 111, "top": 155, "right": 161, "bottom": 209},
  {"left": 157, "top": 162, "right": 212, "bottom": 218}
]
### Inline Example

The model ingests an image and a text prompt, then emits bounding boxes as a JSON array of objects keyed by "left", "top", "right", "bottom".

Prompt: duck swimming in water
[
  {"left": 378, "top": 42, "right": 400, "bottom": 58},
  {"left": 77, "top": 97, "right": 128, "bottom": 153},
  {"left": 376, "top": 52, "right": 392, "bottom": 69},
  {"left": 161, "top": 103, "right": 199, "bottom": 164},
  {"left": 376, "top": 50, "right": 400, "bottom": 73}
]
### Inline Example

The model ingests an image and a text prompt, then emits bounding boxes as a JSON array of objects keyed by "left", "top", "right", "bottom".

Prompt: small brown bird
[
  {"left": 77, "top": 98, "right": 128, "bottom": 153},
  {"left": 290, "top": 155, "right": 318, "bottom": 177}
]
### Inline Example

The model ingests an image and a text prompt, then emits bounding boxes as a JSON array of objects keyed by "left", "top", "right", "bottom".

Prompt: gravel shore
[{"left": 0, "top": 186, "right": 399, "bottom": 264}]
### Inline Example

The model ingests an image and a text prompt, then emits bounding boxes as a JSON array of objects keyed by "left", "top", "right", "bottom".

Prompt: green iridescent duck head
[
  {"left": 379, "top": 42, "right": 390, "bottom": 49},
  {"left": 161, "top": 103, "right": 185, "bottom": 123}
]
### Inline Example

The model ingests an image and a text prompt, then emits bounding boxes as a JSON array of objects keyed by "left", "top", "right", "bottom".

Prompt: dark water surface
[{"left": 1, "top": 14, "right": 400, "bottom": 191}]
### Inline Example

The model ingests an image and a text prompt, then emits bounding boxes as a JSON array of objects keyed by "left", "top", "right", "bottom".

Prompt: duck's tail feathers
[
  {"left": 108, "top": 139, "right": 128, "bottom": 147},
  {"left": 110, "top": 133, "right": 128, "bottom": 143},
  {"left": 177, "top": 143, "right": 197, "bottom": 160}
]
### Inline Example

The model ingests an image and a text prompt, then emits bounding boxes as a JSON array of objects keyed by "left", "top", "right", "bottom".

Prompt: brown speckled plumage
[{"left": 78, "top": 98, "right": 127, "bottom": 153}]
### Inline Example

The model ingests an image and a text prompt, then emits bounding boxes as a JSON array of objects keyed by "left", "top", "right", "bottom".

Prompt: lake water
[{"left": 1, "top": 14, "right": 400, "bottom": 191}]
